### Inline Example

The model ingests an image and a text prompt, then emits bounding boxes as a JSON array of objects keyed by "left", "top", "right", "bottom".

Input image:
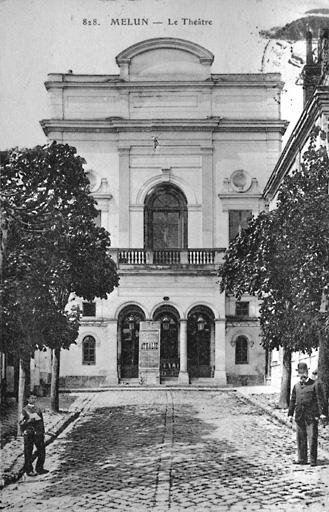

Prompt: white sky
[{"left": 0, "top": 0, "right": 328, "bottom": 149}]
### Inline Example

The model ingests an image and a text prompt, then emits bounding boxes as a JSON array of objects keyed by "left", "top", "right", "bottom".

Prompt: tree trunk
[
  {"left": 17, "top": 356, "right": 30, "bottom": 436},
  {"left": 50, "top": 346, "right": 60, "bottom": 412},
  {"left": 318, "top": 336, "right": 329, "bottom": 400},
  {"left": 278, "top": 348, "right": 292, "bottom": 409}
]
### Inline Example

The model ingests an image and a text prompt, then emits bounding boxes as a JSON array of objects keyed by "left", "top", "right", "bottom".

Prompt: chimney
[
  {"left": 306, "top": 29, "right": 313, "bottom": 64},
  {"left": 302, "top": 29, "right": 321, "bottom": 106},
  {"left": 319, "top": 28, "right": 329, "bottom": 75}
]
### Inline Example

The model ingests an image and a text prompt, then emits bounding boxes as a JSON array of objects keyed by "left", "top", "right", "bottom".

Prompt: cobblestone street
[{"left": 1, "top": 389, "right": 329, "bottom": 511}]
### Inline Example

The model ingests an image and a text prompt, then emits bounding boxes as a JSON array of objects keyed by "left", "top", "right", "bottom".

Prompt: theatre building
[{"left": 40, "top": 37, "right": 287, "bottom": 388}]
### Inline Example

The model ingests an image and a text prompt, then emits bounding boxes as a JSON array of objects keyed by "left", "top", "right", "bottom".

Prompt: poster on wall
[{"left": 1, "top": 0, "right": 329, "bottom": 510}]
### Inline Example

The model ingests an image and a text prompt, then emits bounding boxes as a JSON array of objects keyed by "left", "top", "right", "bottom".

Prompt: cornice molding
[
  {"left": 40, "top": 118, "right": 287, "bottom": 136},
  {"left": 264, "top": 89, "right": 329, "bottom": 198},
  {"left": 44, "top": 73, "right": 283, "bottom": 90}
]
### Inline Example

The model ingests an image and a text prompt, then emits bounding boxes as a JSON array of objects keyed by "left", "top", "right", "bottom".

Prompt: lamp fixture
[
  {"left": 127, "top": 314, "right": 135, "bottom": 331},
  {"left": 197, "top": 315, "right": 206, "bottom": 331},
  {"left": 162, "top": 315, "right": 170, "bottom": 331}
]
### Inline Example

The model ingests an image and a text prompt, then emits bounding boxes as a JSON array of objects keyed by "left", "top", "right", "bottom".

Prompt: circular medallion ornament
[
  {"left": 85, "top": 169, "right": 100, "bottom": 192},
  {"left": 231, "top": 169, "right": 252, "bottom": 192}
]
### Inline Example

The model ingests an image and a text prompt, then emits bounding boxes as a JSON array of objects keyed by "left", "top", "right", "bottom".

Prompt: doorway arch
[
  {"left": 144, "top": 183, "right": 188, "bottom": 250},
  {"left": 153, "top": 305, "right": 180, "bottom": 378},
  {"left": 187, "top": 306, "right": 214, "bottom": 378},
  {"left": 118, "top": 305, "right": 146, "bottom": 379}
]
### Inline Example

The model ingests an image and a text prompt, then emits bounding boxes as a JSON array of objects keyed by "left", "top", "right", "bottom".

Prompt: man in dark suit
[{"left": 288, "top": 362, "right": 327, "bottom": 466}]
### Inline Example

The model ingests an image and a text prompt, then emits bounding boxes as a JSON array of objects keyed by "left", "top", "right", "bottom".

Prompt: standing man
[
  {"left": 19, "top": 393, "right": 49, "bottom": 476},
  {"left": 288, "top": 362, "right": 327, "bottom": 466}
]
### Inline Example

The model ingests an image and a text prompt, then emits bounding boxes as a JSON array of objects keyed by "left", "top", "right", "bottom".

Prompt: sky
[{"left": 1, "top": 0, "right": 329, "bottom": 149}]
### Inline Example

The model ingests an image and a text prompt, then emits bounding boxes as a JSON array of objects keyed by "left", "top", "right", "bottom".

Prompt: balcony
[{"left": 109, "top": 248, "right": 225, "bottom": 271}]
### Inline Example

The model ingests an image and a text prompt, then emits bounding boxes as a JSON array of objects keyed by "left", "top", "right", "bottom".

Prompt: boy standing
[
  {"left": 19, "top": 394, "right": 48, "bottom": 476},
  {"left": 288, "top": 362, "right": 327, "bottom": 466}
]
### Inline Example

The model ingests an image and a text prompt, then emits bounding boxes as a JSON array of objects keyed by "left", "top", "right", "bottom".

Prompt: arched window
[
  {"left": 82, "top": 336, "right": 96, "bottom": 365},
  {"left": 144, "top": 184, "right": 187, "bottom": 250},
  {"left": 235, "top": 336, "right": 248, "bottom": 365}
]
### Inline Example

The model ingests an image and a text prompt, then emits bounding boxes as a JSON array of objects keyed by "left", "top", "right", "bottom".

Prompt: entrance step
[{"left": 60, "top": 385, "right": 237, "bottom": 393}]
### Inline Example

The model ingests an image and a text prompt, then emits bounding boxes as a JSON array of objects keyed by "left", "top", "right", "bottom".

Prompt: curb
[
  {"left": 1, "top": 395, "right": 94, "bottom": 489},
  {"left": 237, "top": 390, "right": 329, "bottom": 458}
]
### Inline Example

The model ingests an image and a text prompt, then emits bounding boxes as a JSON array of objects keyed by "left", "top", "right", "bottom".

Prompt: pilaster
[
  {"left": 119, "top": 146, "right": 130, "bottom": 247},
  {"left": 214, "top": 318, "right": 227, "bottom": 385},
  {"left": 104, "top": 320, "right": 119, "bottom": 385},
  {"left": 201, "top": 146, "right": 214, "bottom": 247}
]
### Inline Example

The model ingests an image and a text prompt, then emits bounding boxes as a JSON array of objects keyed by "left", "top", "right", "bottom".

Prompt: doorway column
[
  {"left": 178, "top": 319, "right": 189, "bottom": 384},
  {"left": 214, "top": 318, "right": 227, "bottom": 385}
]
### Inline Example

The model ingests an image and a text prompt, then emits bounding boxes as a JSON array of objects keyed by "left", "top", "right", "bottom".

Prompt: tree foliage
[{"left": 1, "top": 141, "right": 119, "bottom": 363}]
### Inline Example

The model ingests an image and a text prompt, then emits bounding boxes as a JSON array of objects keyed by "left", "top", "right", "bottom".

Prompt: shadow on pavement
[{"left": 39, "top": 403, "right": 235, "bottom": 499}]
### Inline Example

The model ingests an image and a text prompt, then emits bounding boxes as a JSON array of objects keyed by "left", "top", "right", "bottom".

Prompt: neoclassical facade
[{"left": 40, "top": 38, "right": 287, "bottom": 387}]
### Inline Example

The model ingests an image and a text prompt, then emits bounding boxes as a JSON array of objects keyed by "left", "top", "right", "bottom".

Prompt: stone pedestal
[{"left": 139, "top": 321, "right": 160, "bottom": 385}]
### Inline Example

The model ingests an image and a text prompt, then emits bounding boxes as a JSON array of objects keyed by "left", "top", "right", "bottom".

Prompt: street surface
[{"left": 1, "top": 389, "right": 329, "bottom": 511}]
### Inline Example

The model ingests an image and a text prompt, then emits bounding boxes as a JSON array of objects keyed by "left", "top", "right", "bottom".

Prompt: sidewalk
[
  {"left": 237, "top": 385, "right": 329, "bottom": 455},
  {"left": 0, "top": 393, "right": 95, "bottom": 488}
]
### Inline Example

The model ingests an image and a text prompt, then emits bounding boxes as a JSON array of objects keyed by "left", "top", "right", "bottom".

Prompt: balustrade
[
  {"left": 153, "top": 250, "right": 181, "bottom": 265},
  {"left": 117, "top": 248, "right": 221, "bottom": 266},
  {"left": 119, "top": 249, "right": 146, "bottom": 265},
  {"left": 188, "top": 249, "right": 215, "bottom": 265}
]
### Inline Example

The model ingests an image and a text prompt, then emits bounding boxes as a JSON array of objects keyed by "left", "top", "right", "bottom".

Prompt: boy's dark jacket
[{"left": 288, "top": 379, "right": 326, "bottom": 424}]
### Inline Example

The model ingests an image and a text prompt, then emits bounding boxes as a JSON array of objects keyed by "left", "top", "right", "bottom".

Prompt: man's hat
[{"left": 296, "top": 362, "right": 308, "bottom": 372}]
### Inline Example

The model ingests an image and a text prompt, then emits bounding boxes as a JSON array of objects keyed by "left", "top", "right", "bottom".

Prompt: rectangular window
[
  {"left": 82, "top": 302, "right": 96, "bottom": 317},
  {"left": 236, "top": 301, "right": 249, "bottom": 317},
  {"left": 229, "top": 210, "right": 252, "bottom": 242}
]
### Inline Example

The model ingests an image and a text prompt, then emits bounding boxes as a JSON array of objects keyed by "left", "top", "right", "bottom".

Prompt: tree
[
  {"left": 219, "top": 128, "right": 329, "bottom": 407},
  {"left": 1, "top": 142, "right": 119, "bottom": 415}
]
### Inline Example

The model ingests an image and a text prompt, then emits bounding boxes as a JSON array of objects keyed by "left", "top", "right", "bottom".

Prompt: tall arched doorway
[
  {"left": 118, "top": 305, "right": 146, "bottom": 379},
  {"left": 187, "top": 306, "right": 215, "bottom": 378},
  {"left": 153, "top": 305, "right": 180, "bottom": 379},
  {"left": 144, "top": 183, "right": 188, "bottom": 250}
]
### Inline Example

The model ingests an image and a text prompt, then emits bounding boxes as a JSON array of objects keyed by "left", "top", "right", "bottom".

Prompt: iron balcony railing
[{"left": 109, "top": 248, "right": 225, "bottom": 266}]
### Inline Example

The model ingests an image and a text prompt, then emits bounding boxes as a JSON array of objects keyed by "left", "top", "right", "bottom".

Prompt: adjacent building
[
  {"left": 39, "top": 37, "right": 287, "bottom": 388},
  {"left": 264, "top": 29, "right": 329, "bottom": 388}
]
